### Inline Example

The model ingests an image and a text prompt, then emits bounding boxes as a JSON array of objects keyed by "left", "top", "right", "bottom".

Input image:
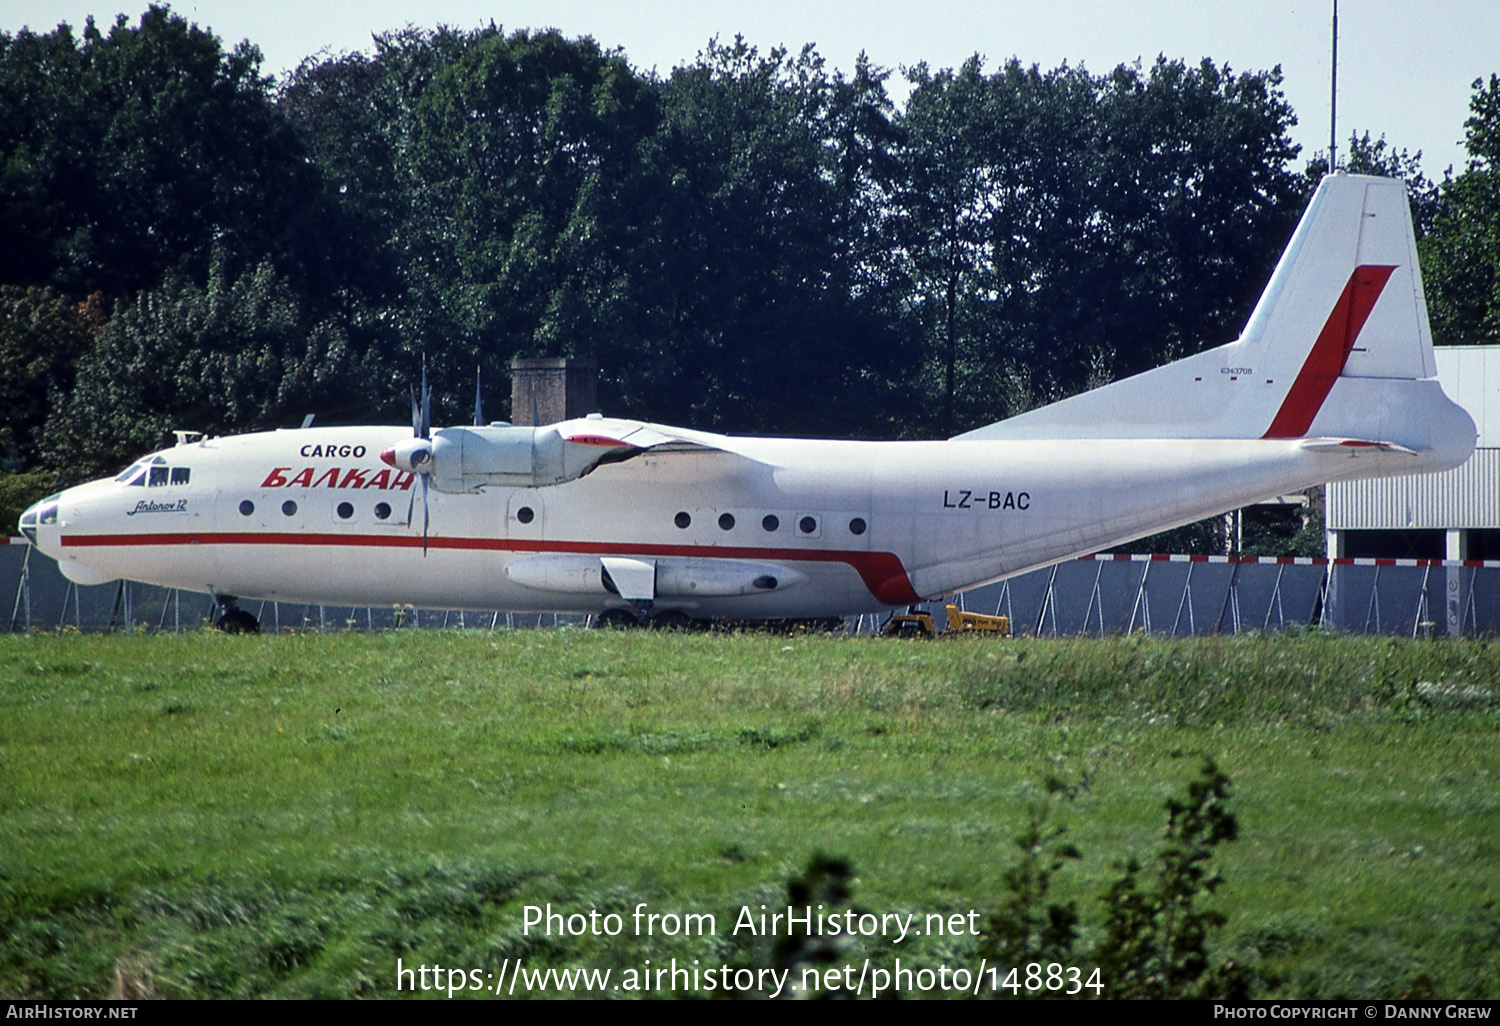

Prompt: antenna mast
[{"left": 1330, "top": 0, "right": 1339, "bottom": 170}]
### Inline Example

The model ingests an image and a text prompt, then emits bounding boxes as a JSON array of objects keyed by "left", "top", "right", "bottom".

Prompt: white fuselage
[{"left": 26, "top": 422, "right": 1420, "bottom": 619}]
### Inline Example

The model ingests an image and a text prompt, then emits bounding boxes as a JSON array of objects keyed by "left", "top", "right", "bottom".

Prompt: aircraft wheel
[
  {"left": 216, "top": 608, "right": 261, "bottom": 634},
  {"left": 594, "top": 609, "right": 640, "bottom": 630},
  {"left": 649, "top": 609, "right": 696, "bottom": 632}
]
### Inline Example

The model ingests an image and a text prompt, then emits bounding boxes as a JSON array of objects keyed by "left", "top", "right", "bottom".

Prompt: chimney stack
[{"left": 509, "top": 357, "right": 599, "bottom": 425}]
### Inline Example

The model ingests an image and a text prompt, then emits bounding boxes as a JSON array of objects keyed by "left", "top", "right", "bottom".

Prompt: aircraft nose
[{"left": 18, "top": 494, "right": 60, "bottom": 545}]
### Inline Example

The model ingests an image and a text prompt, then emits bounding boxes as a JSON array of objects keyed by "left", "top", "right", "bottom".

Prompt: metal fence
[
  {"left": 902, "top": 554, "right": 1500, "bottom": 638},
  {"left": 7, "top": 539, "right": 1500, "bottom": 637},
  {"left": 2, "top": 540, "right": 593, "bottom": 634}
]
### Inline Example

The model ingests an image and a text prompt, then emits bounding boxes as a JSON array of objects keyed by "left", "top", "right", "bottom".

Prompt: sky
[{"left": 6, "top": 0, "right": 1498, "bottom": 180}]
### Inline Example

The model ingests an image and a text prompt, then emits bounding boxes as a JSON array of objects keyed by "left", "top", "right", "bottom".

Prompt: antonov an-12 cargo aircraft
[{"left": 19, "top": 175, "right": 1477, "bottom": 630}]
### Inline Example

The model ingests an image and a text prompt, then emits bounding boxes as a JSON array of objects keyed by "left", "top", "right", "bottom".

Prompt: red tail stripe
[{"left": 1262, "top": 264, "right": 1396, "bottom": 439}]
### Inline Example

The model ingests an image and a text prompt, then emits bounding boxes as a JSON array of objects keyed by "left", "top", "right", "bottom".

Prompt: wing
[{"left": 554, "top": 416, "right": 780, "bottom": 466}]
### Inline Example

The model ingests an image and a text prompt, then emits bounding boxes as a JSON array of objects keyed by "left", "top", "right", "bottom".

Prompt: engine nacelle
[
  {"left": 415, "top": 425, "right": 628, "bottom": 493},
  {"left": 504, "top": 555, "right": 804, "bottom": 598}
]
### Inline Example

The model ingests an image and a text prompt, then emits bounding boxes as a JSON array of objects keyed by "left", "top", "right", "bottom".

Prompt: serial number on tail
[{"left": 943, "top": 489, "right": 1031, "bottom": 511}]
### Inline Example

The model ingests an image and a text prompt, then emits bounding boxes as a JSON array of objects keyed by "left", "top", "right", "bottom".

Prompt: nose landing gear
[{"left": 211, "top": 594, "right": 261, "bottom": 634}]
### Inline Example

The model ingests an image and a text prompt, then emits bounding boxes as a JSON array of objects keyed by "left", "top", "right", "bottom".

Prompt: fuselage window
[
  {"left": 374, "top": 502, "right": 392, "bottom": 521},
  {"left": 849, "top": 517, "right": 867, "bottom": 536},
  {"left": 718, "top": 512, "right": 735, "bottom": 531},
  {"left": 674, "top": 511, "right": 691, "bottom": 529},
  {"left": 239, "top": 500, "right": 254, "bottom": 517},
  {"left": 282, "top": 500, "right": 298, "bottom": 517},
  {"left": 516, "top": 506, "right": 535, "bottom": 524},
  {"left": 149, "top": 466, "right": 169, "bottom": 487},
  {"left": 171, "top": 467, "right": 190, "bottom": 485},
  {"left": 336, "top": 501, "right": 354, "bottom": 520},
  {"left": 762, "top": 514, "right": 779, "bottom": 532},
  {"left": 799, "top": 516, "right": 818, "bottom": 535}
]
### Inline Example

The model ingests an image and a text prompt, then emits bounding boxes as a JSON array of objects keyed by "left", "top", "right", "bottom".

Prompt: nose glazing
[{"left": 18, "top": 494, "right": 59, "bottom": 544}]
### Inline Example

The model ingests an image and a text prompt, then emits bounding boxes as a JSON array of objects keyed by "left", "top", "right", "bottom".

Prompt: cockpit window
[
  {"left": 19, "top": 495, "right": 60, "bottom": 538},
  {"left": 117, "top": 457, "right": 188, "bottom": 487}
]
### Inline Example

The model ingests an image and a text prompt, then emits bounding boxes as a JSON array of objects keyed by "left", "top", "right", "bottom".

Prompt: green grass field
[{"left": 1, "top": 630, "right": 1496, "bottom": 999}]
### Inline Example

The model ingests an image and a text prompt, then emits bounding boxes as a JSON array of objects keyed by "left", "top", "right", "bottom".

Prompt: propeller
[
  {"left": 380, "top": 358, "right": 434, "bottom": 554},
  {"left": 416, "top": 355, "right": 431, "bottom": 439}
]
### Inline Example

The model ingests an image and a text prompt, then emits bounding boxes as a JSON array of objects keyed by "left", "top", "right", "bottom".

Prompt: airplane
[{"left": 17, "top": 174, "right": 1478, "bottom": 632}]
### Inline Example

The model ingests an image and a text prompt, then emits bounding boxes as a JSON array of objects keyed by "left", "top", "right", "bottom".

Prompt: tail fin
[
  {"left": 1249, "top": 173, "right": 1433, "bottom": 436},
  {"left": 958, "top": 174, "right": 1473, "bottom": 466}
]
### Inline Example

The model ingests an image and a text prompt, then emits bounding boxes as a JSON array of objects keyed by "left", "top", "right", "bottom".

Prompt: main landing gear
[
  {"left": 591, "top": 607, "right": 699, "bottom": 631},
  {"left": 593, "top": 608, "right": 640, "bottom": 630},
  {"left": 648, "top": 609, "right": 695, "bottom": 632}
]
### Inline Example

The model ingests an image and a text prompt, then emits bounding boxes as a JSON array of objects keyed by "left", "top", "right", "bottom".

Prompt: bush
[{"left": 978, "top": 758, "right": 1253, "bottom": 999}]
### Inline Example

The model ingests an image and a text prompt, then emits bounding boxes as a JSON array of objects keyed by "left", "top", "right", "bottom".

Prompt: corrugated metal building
[{"left": 1327, "top": 345, "right": 1500, "bottom": 559}]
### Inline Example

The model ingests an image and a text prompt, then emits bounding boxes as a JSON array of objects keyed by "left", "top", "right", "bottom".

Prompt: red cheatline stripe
[
  {"left": 1262, "top": 264, "right": 1396, "bottom": 439},
  {"left": 61, "top": 532, "right": 922, "bottom": 607}
]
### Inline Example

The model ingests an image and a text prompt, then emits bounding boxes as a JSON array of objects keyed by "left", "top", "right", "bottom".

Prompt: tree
[
  {"left": 6, "top": 11, "right": 1339, "bottom": 460},
  {"left": 44, "top": 256, "right": 367, "bottom": 482},
  {"left": 632, "top": 38, "right": 909, "bottom": 435},
  {"left": 894, "top": 56, "right": 1012, "bottom": 435},
  {"left": 891, "top": 57, "right": 1303, "bottom": 434},
  {"left": 1421, "top": 75, "right": 1500, "bottom": 343},
  {"left": 275, "top": 49, "right": 404, "bottom": 308},
  {"left": 403, "top": 29, "right": 659, "bottom": 396},
  {"left": 1091, "top": 59, "right": 1304, "bottom": 379},
  {"left": 281, "top": 27, "right": 670, "bottom": 418},
  {"left": 0, "top": 287, "right": 102, "bottom": 469},
  {"left": 0, "top": 6, "right": 328, "bottom": 299}
]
